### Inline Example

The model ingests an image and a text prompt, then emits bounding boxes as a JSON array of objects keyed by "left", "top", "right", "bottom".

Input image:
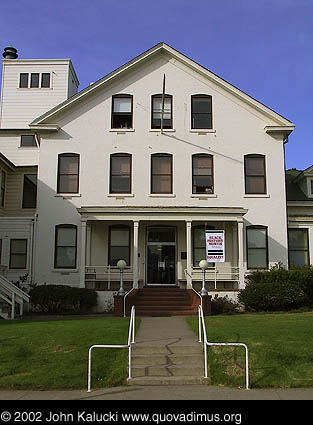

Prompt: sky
[{"left": 1, "top": 0, "right": 312, "bottom": 170}]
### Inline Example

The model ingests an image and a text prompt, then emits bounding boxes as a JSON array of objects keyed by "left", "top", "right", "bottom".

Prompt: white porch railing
[
  {"left": 85, "top": 266, "right": 134, "bottom": 289},
  {"left": 0, "top": 272, "right": 30, "bottom": 320},
  {"left": 87, "top": 305, "right": 136, "bottom": 392},
  {"left": 185, "top": 265, "right": 240, "bottom": 290}
]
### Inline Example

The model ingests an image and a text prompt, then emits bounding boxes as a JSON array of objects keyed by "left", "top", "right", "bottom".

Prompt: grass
[
  {"left": 186, "top": 312, "right": 313, "bottom": 389},
  {"left": 0, "top": 316, "right": 139, "bottom": 390}
]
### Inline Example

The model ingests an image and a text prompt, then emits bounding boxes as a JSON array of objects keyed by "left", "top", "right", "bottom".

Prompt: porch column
[
  {"left": 80, "top": 219, "right": 87, "bottom": 288},
  {"left": 237, "top": 220, "right": 245, "bottom": 289},
  {"left": 133, "top": 220, "right": 139, "bottom": 289},
  {"left": 186, "top": 221, "right": 192, "bottom": 289},
  {"left": 86, "top": 223, "right": 92, "bottom": 267}
]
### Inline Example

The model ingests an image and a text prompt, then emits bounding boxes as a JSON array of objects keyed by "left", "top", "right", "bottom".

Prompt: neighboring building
[
  {"left": 286, "top": 167, "right": 313, "bottom": 268},
  {"left": 0, "top": 43, "right": 295, "bottom": 315}
]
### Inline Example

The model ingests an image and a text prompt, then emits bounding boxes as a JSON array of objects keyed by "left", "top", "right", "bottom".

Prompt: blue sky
[{"left": 1, "top": 0, "right": 312, "bottom": 170}]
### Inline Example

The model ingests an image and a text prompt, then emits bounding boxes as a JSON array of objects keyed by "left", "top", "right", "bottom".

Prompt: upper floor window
[
  {"left": 108, "top": 225, "right": 130, "bottom": 266},
  {"left": 191, "top": 95, "right": 212, "bottom": 129},
  {"left": 110, "top": 153, "right": 132, "bottom": 194},
  {"left": 22, "top": 174, "right": 37, "bottom": 209},
  {"left": 54, "top": 224, "right": 77, "bottom": 269},
  {"left": 246, "top": 225, "right": 268, "bottom": 269},
  {"left": 288, "top": 228, "right": 309, "bottom": 268},
  {"left": 244, "top": 154, "right": 266, "bottom": 194},
  {"left": 21, "top": 135, "right": 37, "bottom": 147},
  {"left": 192, "top": 154, "right": 213, "bottom": 194},
  {"left": 151, "top": 94, "right": 172, "bottom": 129},
  {"left": 57, "top": 153, "right": 80, "bottom": 194},
  {"left": 19, "top": 72, "right": 51, "bottom": 89},
  {"left": 151, "top": 153, "right": 173, "bottom": 194},
  {"left": 0, "top": 171, "right": 6, "bottom": 208},
  {"left": 111, "top": 95, "right": 133, "bottom": 129}
]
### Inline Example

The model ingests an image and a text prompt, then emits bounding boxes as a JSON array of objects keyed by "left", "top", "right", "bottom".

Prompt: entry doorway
[{"left": 146, "top": 226, "right": 176, "bottom": 285}]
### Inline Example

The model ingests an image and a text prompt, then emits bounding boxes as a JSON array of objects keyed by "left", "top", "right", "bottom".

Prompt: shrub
[
  {"left": 238, "top": 265, "right": 313, "bottom": 312},
  {"left": 211, "top": 295, "right": 239, "bottom": 315},
  {"left": 29, "top": 285, "right": 97, "bottom": 313}
]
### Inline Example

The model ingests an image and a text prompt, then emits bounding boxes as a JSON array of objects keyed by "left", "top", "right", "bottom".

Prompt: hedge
[
  {"left": 238, "top": 266, "right": 313, "bottom": 312},
  {"left": 29, "top": 285, "right": 97, "bottom": 313}
]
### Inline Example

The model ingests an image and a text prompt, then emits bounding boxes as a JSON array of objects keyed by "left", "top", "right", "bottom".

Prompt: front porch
[{"left": 78, "top": 206, "right": 247, "bottom": 298}]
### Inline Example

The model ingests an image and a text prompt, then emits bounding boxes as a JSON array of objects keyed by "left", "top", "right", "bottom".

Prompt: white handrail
[
  {"left": 198, "top": 305, "right": 249, "bottom": 390},
  {"left": 87, "top": 305, "right": 136, "bottom": 392},
  {"left": 123, "top": 287, "right": 135, "bottom": 317},
  {"left": 184, "top": 268, "right": 202, "bottom": 306}
]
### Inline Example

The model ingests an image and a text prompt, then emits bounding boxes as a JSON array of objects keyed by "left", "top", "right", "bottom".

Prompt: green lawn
[
  {"left": 187, "top": 312, "right": 313, "bottom": 389},
  {"left": 0, "top": 316, "right": 139, "bottom": 390}
]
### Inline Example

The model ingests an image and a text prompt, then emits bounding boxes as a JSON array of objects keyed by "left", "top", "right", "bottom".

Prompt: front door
[{"left": 146, "top": 227, "right": 176, "bottom": 285}]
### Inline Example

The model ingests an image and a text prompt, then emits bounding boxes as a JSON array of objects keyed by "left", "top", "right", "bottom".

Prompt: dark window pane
[
  {"left": 59, "top": 156, "right": 79, "bottom": 174},
  {"left": 109, "top": 247, "right": 130, "bottom": 266},
  {"left": 245, "top": 176, "right": 265, "bottom": 194},
  {"left": 112, "top": 96, "right": 132, "bottom": 129},
  {"left": 21, "top": 135, "right": 36, "bottom": 147},
  {"left": 55, "top": 226, "right": 77, "bottom": 269},
  {"left": 247, "top": 227, "right": 268, "bottom": 269},
  {"left": 110, "top": 155, "right": 131, "bottom": 193},
  {"left": 19, "top": 73, "right": 28, "bottom": 88},
  {"left": 30, "top": 73, "right": 39, "bottom": 88},
  {"left": 152, "top": 175, "right": 171, "bottom": 193},
  {"left": 289, "top": 230, "right": 308, "bottom": 249},
  {"left": 111, "top": 176, "right": 130, "bottom": 193},
  {"left": 152, "top": 156, "right": 171, "bottom": 174},
  {"left": 288, "top": 229, "right": 309, "bottom": 268},
  {"left": 192, "top": 114, "right": 212, "bottom": 129},
  {"left": 245, "top": 157, "right": 264, "bottom": 176},
  {"left": 152, "top": 95, "right": 172, "bottom": 129},
  {"left": 10, "top": 239, "right": 27, "bottom": 269},
  {"left": 57, "top": 155, "right": 79, "bottom": 193},
  {"left": 109, "top": 227, "right": 130, "bottom": 266},
  {"left": 58, "top": 175, "right": 79, "bottom": 193},
  {"left": 192, "top": 97, "right": 212, "bottom": 113},
  {"left": 112, "top": 114, "right": 132, "bottom": 129},
  {"left": 22, "top": 174, "right": 37, "bottom": 208},
  {"left": 148, "top": 227, "right": 175, "bottom": 242},
  {"left": 41, "top": 73, "right": 50, "bottom": 88}
]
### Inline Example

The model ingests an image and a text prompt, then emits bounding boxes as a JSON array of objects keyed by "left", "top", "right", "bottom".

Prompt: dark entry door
[{"left": 146, "top": 227, "right": 176, "bottom": 285}]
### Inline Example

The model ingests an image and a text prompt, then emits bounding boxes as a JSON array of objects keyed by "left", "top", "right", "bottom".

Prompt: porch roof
[{"left": 77, "top": 206, "right": 248, "bottom": 222}]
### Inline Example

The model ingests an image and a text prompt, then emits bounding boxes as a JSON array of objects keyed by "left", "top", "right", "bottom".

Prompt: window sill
[
  {"left": 18, "top": 146, "right": 39, "bottom": 149},
  {"left": 190, "top": 194, "right": 217, "bottom": 198},
  {"left": 189, "top": 129, "right": 216, "bottom": 134},
  {"left": 243, "top": 194, "right": 270, "bottom": 198},
  {"left": 51, "top": 269, "right": 79, "bottom": 273},
  {"left": 107, "top": 194, "right": 134, "bottom": 198},
  {"left": 55, "top": 194, "right": 81, "bottom": 198},
  {"left": 109, "top": 129, "right": 135, "bottom": 133},
  {"left": 149, "top": 194, "right": 176, "bottom": 198},
  {"left": 149, "top": 129, "right": 176, "bottom": 133}
]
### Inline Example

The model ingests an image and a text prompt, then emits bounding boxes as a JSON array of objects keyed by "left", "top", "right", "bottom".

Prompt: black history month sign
[{"left": 205, "top": 230, "right": 225, "bottom": 262}]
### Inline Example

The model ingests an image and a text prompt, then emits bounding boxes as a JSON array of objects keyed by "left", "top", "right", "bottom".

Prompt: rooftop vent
[{"left": 2, "top": 47, "right": 18, "bottom": 59}]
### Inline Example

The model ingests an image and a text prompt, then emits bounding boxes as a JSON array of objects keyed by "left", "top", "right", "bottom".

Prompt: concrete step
[
  {"left": 128, "top": 376, "right": 209, "bottom": 386},
  {"left": 132, "top": 365, "right": 204, "bottom": 377},
  {"left": 132, "top": 353, "right": 204, "bottom": 366},
  {"left": 132, "top": 344, "right": 203, "bottom": 355}
]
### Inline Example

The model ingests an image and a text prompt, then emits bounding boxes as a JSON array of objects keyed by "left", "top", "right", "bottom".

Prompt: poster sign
[{"left": 205, "top": 230, "right": 225, "bottom": 262}]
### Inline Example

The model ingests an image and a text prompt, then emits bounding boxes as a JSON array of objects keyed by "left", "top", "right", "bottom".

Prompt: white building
[{"left": 0, "top": 43, "right": 295, "bottom": 315}]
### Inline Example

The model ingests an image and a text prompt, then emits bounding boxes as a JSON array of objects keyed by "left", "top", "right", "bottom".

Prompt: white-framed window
[
  {"left": 19, "top": 72, "right": 51, "bottom": 89},
  {"left": 20, "top": 135, "right": 37, "bottom": 147},
  {"left": 9, "top": 239, "right": 27, "bottom": 269},
  {"left": 111, "top": 95, "right": 133, "bottom": 129},
  {"left": 54, "top": 224, "right": 77, "bottom": 269},
  {"left": 288, "top": 228, "right": 309, "bottom": 267},
  {"left": 246, "top": 225, "right": 268, "bottom": 269}
]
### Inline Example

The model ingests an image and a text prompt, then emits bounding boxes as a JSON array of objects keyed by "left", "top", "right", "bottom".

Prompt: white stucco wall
[{"left": 33, "top": 53, "right": 289, "bottom": 287}]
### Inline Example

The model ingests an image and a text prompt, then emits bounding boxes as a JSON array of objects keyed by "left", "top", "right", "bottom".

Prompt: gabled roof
[{"left": 30, "top": 42, "right": 295, "bottom": 129}]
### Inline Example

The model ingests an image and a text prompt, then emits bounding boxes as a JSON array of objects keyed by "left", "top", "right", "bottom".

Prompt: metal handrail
[
  {"left": 87, "top": 305, "right": 136, "bottom": 392},
  {"left": 85, "top": 266, "right": 134, "bottom": 289},
  {"left": 123, "top": 287, "right": 135, "bottom": 317},
  {"left": 184, "top": 269, "right": 202, "bottom": 307},
  {"left": 198, "top": 305, "right": 249, "bottom": 390}
]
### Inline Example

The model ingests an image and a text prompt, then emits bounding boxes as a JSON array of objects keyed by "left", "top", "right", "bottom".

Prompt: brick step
[{"left": 135, "top": 299, "right": 191, "bottom": 306}]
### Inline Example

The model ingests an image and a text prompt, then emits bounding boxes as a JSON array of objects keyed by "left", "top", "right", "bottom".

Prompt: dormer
[
  {"left": 295, "top": 166, "right": 313, "bottom": 199},
  {"left": 0, "top": 46, "right": 79, "bottom": 129}
]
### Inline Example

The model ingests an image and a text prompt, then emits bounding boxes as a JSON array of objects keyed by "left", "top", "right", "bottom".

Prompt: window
[
  {"left": 21, "top": 135, "right": 37, "bottom": 147},
  {"left": 288, "top": 229, "right": 309, "bottom": 268},
  {"left": 246, "top": 226, "right": 268, "bottom": 269},
  {"left": 111, "top": 95, "right": 133, "bottom": 129},
  {"left": 54, "top": 225, "right": 77, "bottom": 269},
  {"left": 0, "top": 239, "right": 2, "bottom": 264},
  {"left": 19, "top": 73, "right": 28, "bottom": 88},
  {"left": 1, "top": 171, "right": 6, "bottom": 208},
  {"left": 110, "top": 154, "right": 131, "bottom": 194},
  {"left": 22, "top": 174, "right": 37, "bottom": 208},
  {"left": 191, "top": 95, "right": 212, "bottom": 129},
  {"left": 10, "top": 239, "right": 27, "bottom": 269},
  {"left": 108, "top": 226, "right": 130, "bottom": 266},
  {"left": 193, "top": 225, "right": 215, "bottom": 267},
  {"left": 151, "top": 154, "right": 172, "bottom": 194},
  {"left": 57, "top": 153, "right": 80, "bottom": 194},
  {"left": 151, "top": 94, "right": 172, "bottom": 129},
  {"left": 244, "top": 154, "right": 266, "bottom": 194},
  {"left": 41, "top": 73, "right": 51, "bottom": 88},
  {"left": 30, "top": 73, "right": 40, "bottom": 88},
  {"left": 192, "top": 154, "right": 213, "bottom": 194}
]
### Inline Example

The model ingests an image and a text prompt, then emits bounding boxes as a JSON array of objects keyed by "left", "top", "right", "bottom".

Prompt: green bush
[
  {"left": 238, "top": 265, "right": 313, "bottom": 312},
  {"left": 29, "top": 285, "right": 97, "bottom": 313},
  {"left": 211, "top": 295, "right": 239, "bottom": 315}
]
